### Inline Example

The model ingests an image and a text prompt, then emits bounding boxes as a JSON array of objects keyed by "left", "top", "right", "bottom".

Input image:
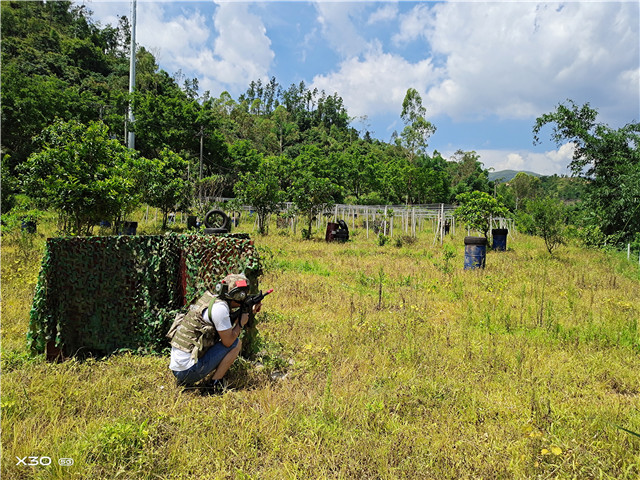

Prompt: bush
[
  {"left": 394, "top": 235, "right": 417, "bottom": 248},
  {"left": 529, "top": 197, "right": 567, "bottom": 255}
]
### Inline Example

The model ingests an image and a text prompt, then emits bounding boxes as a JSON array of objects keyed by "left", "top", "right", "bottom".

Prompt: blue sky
[{"left": 84, "top": 0, "right": 639, "bottom": 175}]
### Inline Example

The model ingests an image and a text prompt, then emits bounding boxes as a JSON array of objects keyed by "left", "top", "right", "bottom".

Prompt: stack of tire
[
  {"left": 325, "top": 220, "right": 349, "bottom": 242},
  {"left": 203, "top": 209, "right": 231, "bottom": 234}
]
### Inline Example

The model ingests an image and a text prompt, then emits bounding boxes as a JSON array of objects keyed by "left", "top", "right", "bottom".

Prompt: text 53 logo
[{"left": 16, "top": 456, "right": 74, "bottom": 466}]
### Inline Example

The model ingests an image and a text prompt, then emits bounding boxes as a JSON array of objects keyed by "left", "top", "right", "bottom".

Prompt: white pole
[
  {"left": 127, "top": 0, "right": 137, "bottom": 149},
  {"left": 440, "top": 203, "right": 444, "bottom": 245},
  {"left": 383, "top": 206, "right": 387, "bottom": 236}
]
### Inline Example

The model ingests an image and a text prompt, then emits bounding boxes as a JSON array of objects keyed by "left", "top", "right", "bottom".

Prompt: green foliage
[
  {"left": 234, "top": 156, "right": 285, "bottom": 234},
  {"left": 528, "top": 197, "right": 567, "bottom": 255},
  {"left": 290, "top": 172, "right": 337, "bottom": 240},
  {"left": 454, "top": 191, "right": 509, "bottom": 238},
  {"left": 20, "top": 119, "right": 140, "bottom": 235},
  {"left": 1, "top": 1, "right": 130, "bottom": 167},
  {"left": 398, "top": 88, "right": 436, "bottom": 162},
  {"left": 2, "top": 1, "right": 456, "bottom": 211},
  {"left": 533, "top": 100, "right": 640, "bottom": 245},
  {"left": 138, "top": 148, "right": 192, "bottom": 228},
  {"left": 447, "top": 150, "right": 493, "bottom": 198},
  {"left": 510, "top": 172, "right": 542, "bottom": 210},
  {"left": 86, "top": 419, "right": 151, "bottom": 468},
  {"left": 377, "top": 234, "right": 389, "bottom": 246},
  {"left": 1, "top": 156, "right": 18, "bottom": 213}
]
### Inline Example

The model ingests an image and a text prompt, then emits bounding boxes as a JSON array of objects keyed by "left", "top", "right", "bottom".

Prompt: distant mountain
[{"left": 489, "top": 170, "right": 542, "bottom": 183}]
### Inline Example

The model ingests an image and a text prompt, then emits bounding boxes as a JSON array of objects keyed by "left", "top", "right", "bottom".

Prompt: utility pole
[
  {"left": 198, "top": 125, "right": 204, "bottom": 205},
  {"left": 127, "top": 0, "right": 137, "bottom": 149}
]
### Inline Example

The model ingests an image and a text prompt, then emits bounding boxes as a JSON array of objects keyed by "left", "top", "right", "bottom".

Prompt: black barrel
[
  {"left": 492, "top": 228, "right": 508, "bottom": 251},
  {"left": 120, "top": 221, "right": 138, "bottom": 235},
  {"left": 464, "top": 236, "right": 487, "bottom": 270}
]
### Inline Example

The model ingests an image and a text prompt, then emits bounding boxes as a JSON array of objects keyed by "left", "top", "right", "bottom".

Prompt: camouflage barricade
[{"left": 28, "top": 234, "right": 261, "bottom": 359}]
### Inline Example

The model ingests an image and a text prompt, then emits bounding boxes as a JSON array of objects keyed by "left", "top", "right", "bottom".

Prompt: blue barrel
[
  {"left": 464, "top": 236, "right": 487, "bottom": 270},
  {"left": 492, "top": 228, "right": 508, "bottom": 251}
]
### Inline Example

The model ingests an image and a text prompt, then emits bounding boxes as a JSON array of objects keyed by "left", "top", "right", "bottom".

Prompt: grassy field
[{"left": 2, "top": 213, "right": 639, "bottom": 479}]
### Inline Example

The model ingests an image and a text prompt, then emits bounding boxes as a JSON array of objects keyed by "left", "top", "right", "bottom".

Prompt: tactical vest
[{"left": 166, "top": 291, "right": 224, "bottom": 362}]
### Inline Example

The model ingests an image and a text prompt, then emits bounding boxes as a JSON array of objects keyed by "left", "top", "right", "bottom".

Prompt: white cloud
[
  {"left": 135, "top": 3, "right": 210, "bottom": 70},
  {"left": 314, "top": 2, "right": 369, "bottom": 58},
  {"left": 208, "top": 2, "right": 274, "bottom": 87},
  {"left": 310, "top": 48, "right": 440, "bottom": 120},
  {"left": 84, "top": 1, "right": 274, "bottom": 95},
  {"left": 367, "top": 3, "right": 398, "bottom": 25},
  {"left": 391, "top": 3, "right": 430, "bottom": 46},
  {"left": 419, "top": 2, "right": 640, "bottom": 122},
  {"left": 472, "top": 143, "right": 576, "bottom": 176},
  {"left": 310, "top": 1, "right": 637, "bottom": 135}
]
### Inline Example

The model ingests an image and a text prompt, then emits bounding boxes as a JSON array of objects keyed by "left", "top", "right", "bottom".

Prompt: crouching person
[{"left": 167, "top": 273, "right": 261, "bottom": 393}]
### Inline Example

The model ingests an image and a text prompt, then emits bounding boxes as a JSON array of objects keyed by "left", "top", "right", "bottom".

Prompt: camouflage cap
[
  {"left": 223, "top": 273, "right": 249, "bottom": 291},
  {"left": 216, "top": 273, "right": 250, "bottom": 301}
]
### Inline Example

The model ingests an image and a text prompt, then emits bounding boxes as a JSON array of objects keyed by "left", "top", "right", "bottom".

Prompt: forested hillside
[
  {"left": 2, "top": 1, "right": 639, "bottom": 247},
  {"left": 1, "top": 1, "right": 492, "bottom": 211}
]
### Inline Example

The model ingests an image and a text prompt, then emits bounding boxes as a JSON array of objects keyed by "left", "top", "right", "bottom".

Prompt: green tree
[
  {"left": 528, "top": 197, "right": 567, "bottom": 255},
  {"left": 140, "top": 148, "right": 192, "bottom": 229},
  {"left": 510, "top": 172, "right": 542, "bottom": 210},
  {"left": 447, "top": 150, "right": 493, "bottom": 198},
  {"left": 533, "top": 100, "right": 640, "bottom": 245},
  {"left": 1, "top": 1, "right": 131, "bottom": 171},
  {"left": 234, "top": 157, "right": 285, "bottom": 234},
  {"left": 410, "top": 155, "right": 451, "bottom": 204},
  {"left": 21, "top": 119, "right": 139, "bottom": 235},
  {"left": 454, "top": 191, "right": 509, "bottom": 239},
  {"left": 271, "top": 105, "right": 299, "bottom": 155},
  {"left": 398, "top": 88, "right": 436, "bottom": 163},
  {"left": 289, "top": 172, "right": 337, "bottom": 239}
]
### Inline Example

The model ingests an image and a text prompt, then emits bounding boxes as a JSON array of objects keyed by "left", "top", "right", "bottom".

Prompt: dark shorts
[{"left": 172, "top": 338, "right": 239, "bottom": 386}]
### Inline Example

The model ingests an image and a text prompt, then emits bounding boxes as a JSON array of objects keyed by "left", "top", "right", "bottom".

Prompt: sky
[{"left": 82, "top": 0, "right": 640, "bottom": 176}]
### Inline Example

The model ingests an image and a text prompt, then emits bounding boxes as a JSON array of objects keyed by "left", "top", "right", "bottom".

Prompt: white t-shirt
[{"left": 169, "top": 301, "right": 234, "bottom": 371}]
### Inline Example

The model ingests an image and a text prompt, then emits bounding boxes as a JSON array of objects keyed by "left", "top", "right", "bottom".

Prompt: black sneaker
[{"left": 200, "top": 379, "right": 226, "bottom": 395}]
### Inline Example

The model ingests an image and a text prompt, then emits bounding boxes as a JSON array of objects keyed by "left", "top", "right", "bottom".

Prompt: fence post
[
  {"left": 366, "top": 208, "right": 369, "bottom": 239},
  {"left": 383, "top": 206, "right": 388, "bottom": 236}
]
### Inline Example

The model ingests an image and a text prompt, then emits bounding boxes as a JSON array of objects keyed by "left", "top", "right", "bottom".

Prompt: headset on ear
[
  {"left": 214, "top": 277, "right": 249, "bottom": 302},
  {"left": 214, "top": 280, "right": 226, "bottom": 297}
]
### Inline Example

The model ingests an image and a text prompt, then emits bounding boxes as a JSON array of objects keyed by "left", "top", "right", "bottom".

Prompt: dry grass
[{"left": 2, "top": 216, "right": 639, "bottom": 479}]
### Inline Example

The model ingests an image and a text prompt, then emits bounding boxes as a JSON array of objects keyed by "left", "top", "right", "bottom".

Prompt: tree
[
  {"left": 533, "top": 100, "right": 640, "bottom": 245},
  {"left": 528, "top": 197, "right": 567, "bottom": 255},
  {"left": 289, "top": 172, "right": 338, "bottom": 239},
  {"left": 398, "top": 88, "right": 436, "bottom": 163},
  {"left": 21, "top": 119, "right": 139, "bottom": 235},
  {"left": 510, "top": 172, "right": 541, "bottom": 210},
  {"left": 234, "top": 157, "right": 284, "bottom": 234},
  {"left": 454, "top": 191, "right": 509, "bottom": 239},
  {"left": 140, "top": 148, "right": 192, "bottom": 229},
  {"left": 271, "top": 105, "right": 299, "bottom": 155},
  {"left": 447, "top": 150, "right": 493, "bottom": 198}
]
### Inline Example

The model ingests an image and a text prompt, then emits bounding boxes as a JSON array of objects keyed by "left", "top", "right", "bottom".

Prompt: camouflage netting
[{"left": 28, "top": 234, "right": 262, "bottom": 358}]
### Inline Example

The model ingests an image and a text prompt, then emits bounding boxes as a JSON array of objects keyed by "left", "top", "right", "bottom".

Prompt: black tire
[
  {"left": 492, "top": 229, "right": 508, "bottom": 236},
  {"left": 464, "top": 236, "right": 487, "bottom": 245},
  {"left": 204, "top": 209, "right": 231, "bottom": 230}
]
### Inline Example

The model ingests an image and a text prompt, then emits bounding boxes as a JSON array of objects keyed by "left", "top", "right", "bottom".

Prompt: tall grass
[{"left": 2, "top": 214, "right": 639, "bottom": 479}]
